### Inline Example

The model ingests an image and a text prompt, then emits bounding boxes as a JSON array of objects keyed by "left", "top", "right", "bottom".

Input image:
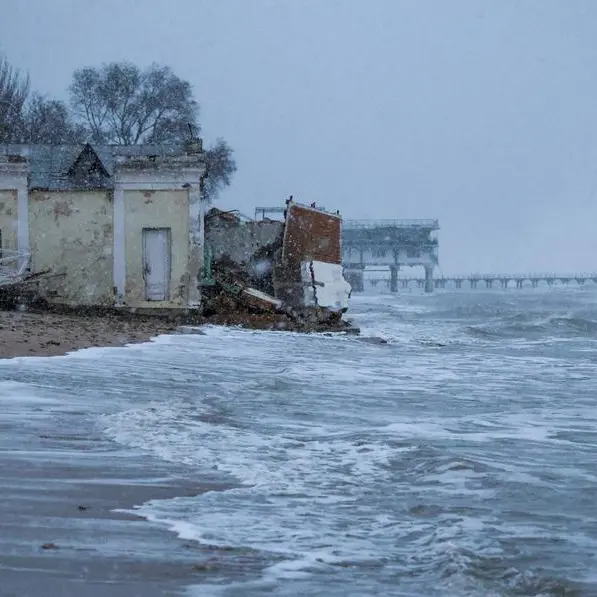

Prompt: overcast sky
[{"left": 2, "top": 0, "right": 596, "bottom": 274}]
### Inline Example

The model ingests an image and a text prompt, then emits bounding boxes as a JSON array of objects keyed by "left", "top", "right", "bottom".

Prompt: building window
[{"left": 406, "top": 248, "right": 420, "bottom": 258}]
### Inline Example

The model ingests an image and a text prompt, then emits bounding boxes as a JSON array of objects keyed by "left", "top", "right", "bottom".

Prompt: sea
[{"left": 2, "top": 286, "right": 597, "bottom": 596}]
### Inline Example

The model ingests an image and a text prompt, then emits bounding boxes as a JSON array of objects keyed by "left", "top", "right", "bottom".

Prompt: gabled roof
[
  {"left": 65, "top": 143, "right": 111, "bottom": 190},
  {"left": 67, "top": 143, "right": 110, "bottom": 178},
  {"left": 0, "top": 143, "right": 190, "bottom": 191}
]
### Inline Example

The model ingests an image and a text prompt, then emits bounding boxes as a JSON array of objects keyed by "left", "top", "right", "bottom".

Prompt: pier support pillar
[
  {"left": 390, "top": 266, "right": 399, "bottom": 293},
  {"left": 345, "top": 269, "right": 364, "bottom": 292},
  {"left": 424, "top": 266, "right": 434, "bottom": 293}
]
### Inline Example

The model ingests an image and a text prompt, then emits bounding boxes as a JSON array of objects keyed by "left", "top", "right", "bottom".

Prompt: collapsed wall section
[
  {"left": 204, "top": 208, "right": 284, "bottom": 296},
  {"left": 202, "top": 202, "right": 352, "bottom": 329},
  {"left": 274, "top": 203, "right": 350, "bottom": 312}
]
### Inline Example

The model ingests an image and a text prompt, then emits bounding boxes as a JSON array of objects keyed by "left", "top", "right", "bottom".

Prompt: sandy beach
[
  {"left": 0, "top": 303, "right": 286, "bottom": 596},
  {"left": 0, "top": 303, "right": 356, "bottom": 593},
  {"left": 0, "top": 310, "right": 180, "bottom": 359},
  {"left": 0, "top": 307, "right": 357, "bottom": 359}
]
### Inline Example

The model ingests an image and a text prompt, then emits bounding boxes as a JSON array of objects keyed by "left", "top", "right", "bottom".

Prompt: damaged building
[
  {"left": 0, "top": 141, "right": 353, "bottom": 331},
  {"left": 202, "top": 199, "right": 352, "bottom": 329},
  {"left": 0, "top": 141, "right": 206, "bottom": 311}
]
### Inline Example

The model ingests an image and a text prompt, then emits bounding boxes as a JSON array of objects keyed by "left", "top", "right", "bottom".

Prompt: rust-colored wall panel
[
  {"left": 282, "top": 203, "right": 342, "bottom": 265},
  {"left": 275, "top": 202, "right": 343, "bottom": 306}
]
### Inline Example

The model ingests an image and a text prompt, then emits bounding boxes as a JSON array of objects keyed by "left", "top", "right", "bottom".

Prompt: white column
[
  {"left": 16, "top": 182, "right": 29, "bottom": 270},
  {"left": 113, "top": 186, "right": 126, "bottom": 305},
  {"left": 187, "top": 183, "right": 202, "bottom": 308}
]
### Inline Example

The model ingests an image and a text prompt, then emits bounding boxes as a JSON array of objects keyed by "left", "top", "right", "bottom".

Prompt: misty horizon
[{"left": 2, "top": 0, "right": 596, "bottom": 274}]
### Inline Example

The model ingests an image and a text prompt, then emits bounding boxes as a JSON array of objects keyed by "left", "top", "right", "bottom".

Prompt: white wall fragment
[{"left": 300, "top": 260, "right": 351, "bottom": 311}]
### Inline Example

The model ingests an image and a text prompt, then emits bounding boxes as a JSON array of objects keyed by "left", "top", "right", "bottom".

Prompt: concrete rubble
[{"left": 201, "top": 198, "right": 355, "bottom": 333}]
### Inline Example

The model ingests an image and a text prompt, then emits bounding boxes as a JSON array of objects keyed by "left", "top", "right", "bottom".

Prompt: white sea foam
[
  {"left": 3, "top": 288, "right": 596, "bottom": 595},
  {"left": 94, "top": 298, "right": 597, "bottom": 593}
]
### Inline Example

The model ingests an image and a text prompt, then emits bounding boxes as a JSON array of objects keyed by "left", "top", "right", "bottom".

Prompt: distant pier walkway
[{"left": 365, "top": 273, "right": 597, "bottom": 290}]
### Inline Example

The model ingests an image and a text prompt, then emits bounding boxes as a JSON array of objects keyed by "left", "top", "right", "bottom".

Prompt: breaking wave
[
  {"left": 93, "top": 287, "right": 597, "bottom": 595},
  {"left": 464, "top": 314, "right": 597, "bottom": 340}
]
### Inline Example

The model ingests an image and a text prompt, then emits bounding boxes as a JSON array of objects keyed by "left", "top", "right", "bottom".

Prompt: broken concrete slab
[{"left": 300, "top": 260, "right": 351, "bottom": 311}]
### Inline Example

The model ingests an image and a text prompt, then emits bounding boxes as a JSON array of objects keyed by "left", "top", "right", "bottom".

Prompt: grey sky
[{"left": 2, "top": 0, "right": 596, "bottom": 274}]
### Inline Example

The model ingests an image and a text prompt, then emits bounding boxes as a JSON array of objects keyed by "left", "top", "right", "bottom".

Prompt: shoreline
[
  {"left": 0, "top": 359, "right": 268, "bottom": 595},
  {"left": 0, "top": 303, "right": 358, "bottom": 594},
  {"left": 1, "top": 307, "right": 358, "bottom": 359},
  {"left": 0, "top": 423, "right": 253, "bottom": 596}
]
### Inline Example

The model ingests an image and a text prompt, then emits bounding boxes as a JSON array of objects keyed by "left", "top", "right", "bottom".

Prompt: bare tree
[
  {"left": 203, "top": 138, "right": 238, "bottom": 203},
  {"left": 22, "top": 93, "right": 85, "bottom": 144},
  {"left": 69, "top": 61, "right": 198, "bottom": 145},
  {"left": 0, "top": 55, "right": 29, "bottom": 142},
  {"left": 69, "top": 60, "right": 237, "bottom": 201}
]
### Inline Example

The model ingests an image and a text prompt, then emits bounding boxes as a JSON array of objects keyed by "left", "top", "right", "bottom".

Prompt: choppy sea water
[{"left": 3, "top": 287, "right": 597, "bottom": 596}]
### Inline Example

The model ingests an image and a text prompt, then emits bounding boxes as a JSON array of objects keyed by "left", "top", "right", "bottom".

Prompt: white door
[{"left": 142, "top": 228, "right": 171, "bottom": 301}]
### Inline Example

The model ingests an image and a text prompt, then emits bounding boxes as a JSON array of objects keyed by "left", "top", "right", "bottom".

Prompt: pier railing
[
  {"left": 396, "top": 273, "right": 597, "bottom": 281},
  {"left": 343, "top": 219, "right": 439, "bottom": 229},
  {"left": 360, "top": 271, "right": 597, "bottom": 291}
]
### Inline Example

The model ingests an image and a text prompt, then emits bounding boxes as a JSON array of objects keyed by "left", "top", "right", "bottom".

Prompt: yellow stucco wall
[
  {"left": 0, "top": 190, "right": 18, "bottom": 255},
  {"left": 29, "top": 191, "right": 114, "bottom": 306},
  {"left": 123, "top": 189, "right": 189, "bottom": 308}
]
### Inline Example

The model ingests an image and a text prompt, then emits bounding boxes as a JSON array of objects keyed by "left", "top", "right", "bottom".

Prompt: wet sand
[{"left": 0, "top": 381, "right": 264, "bottom": 596}]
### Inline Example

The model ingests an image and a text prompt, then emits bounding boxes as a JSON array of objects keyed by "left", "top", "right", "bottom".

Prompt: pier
[
  {"left": 342, "top": 219, "right": 439, "bottom": 293},
  {"left": 363, "top": 273, "right": 597, "bottom": 291}
]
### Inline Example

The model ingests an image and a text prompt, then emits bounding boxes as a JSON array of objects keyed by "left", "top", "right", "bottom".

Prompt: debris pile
[
  {"left": 201, "top": 199, "right": 354, "bottom": 333},
  {"left": 0, "top": 250, "right": 54, "bottom": 309}
]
